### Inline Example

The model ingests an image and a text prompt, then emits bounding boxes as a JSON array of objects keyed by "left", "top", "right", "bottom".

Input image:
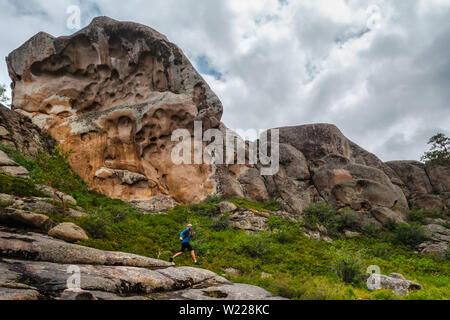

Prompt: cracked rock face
[
  {"left": 0, "top": 103, "right": 55, "bottom": 157},
  {"left": 7, "top": 16, "right": 222, "bottom": 204}
]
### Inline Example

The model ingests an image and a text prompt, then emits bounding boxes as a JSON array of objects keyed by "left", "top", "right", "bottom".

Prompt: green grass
[
  {"left": 0, "top": 174, "right": 46, "bottom": 197},
  {"left": 407, "top": 207, "right": 447, "bottom": 225},
  {"left": 72, "top": 206, "right": 449, "bottom": 300},
  {"left": 1, "top": 144, "right": 449, "bottom": 300},
  {"left": 229, "top": 198, "right": 282, "bottom": 212}
]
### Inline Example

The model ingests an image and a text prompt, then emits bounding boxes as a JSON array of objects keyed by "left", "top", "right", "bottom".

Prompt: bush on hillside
[
  {"left": 209, "top": 214, "right": 232, "bottom": 231},
  {"left": 302, "top": 202, "right": 336, "bottom": 229},
  {"left": 0, "top": 174, "right": 45, "bottom": 197},
  {"left": 230, "top": 198, "right": 281, "bottom": 212},
  {"left": 242, "top": 233, "right": 274, "bottom": 259},
  {"left": 204, "top": 195, "right": 223, "bottom": 204},
  {"left": 394, "top": 222, "right": 429, "bottom": 247},
  {"left": 189, "top": 203, "right": 220, "bottom": 217},
  {"left": 331, "top": 249, "right": 363, "bottom": 284}
]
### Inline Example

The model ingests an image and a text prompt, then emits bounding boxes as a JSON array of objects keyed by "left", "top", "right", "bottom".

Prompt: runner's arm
[{"left": 180, "top": 230, "right": 185, "bottom": 241}]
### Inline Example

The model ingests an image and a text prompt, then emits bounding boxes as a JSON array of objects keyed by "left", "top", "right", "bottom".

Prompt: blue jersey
[{"left": 180, "top": 228, "right": 192, "bottom": 243}]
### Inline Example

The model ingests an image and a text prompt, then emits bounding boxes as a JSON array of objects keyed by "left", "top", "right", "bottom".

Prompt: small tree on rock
[
  {"left": 33, "top": 147, "right": 74, "bottom": 215},
  {"left": 421, "top": 133, "right": 450, "bottom": 167},
  {"left": 0, "top": 84, "right": 9, "bottom": 105}
]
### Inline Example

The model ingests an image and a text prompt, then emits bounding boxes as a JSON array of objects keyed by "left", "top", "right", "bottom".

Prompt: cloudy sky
[{"left": 0, "top": 0, "right": 449, "bottom": 162}]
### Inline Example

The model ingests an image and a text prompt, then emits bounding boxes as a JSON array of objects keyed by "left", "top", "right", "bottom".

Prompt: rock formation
[
  {"left": 0, "top": 103, "right": 54, "bottom": 156},
  {"left": 386, "top": 160, "right": 449, "bottom": 212},
  {"left": 363, "top": 272, "right": 422, "bottom": 297},
  {"left": 0, "top": 149, "right": 30, "bottom": 178},
  {"left": 6, "top": 17, "right": 449, "bottom": 221},
  {"left": 7, "top": 16, "right": 222, "bottom": 204}
]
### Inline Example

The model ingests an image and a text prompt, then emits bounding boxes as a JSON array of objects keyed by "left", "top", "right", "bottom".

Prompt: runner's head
[{"left": 187, "top": 224, "right": 193, "bottom": 230}]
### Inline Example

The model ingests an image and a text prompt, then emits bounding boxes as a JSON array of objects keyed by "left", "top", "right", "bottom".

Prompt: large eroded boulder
[{"left": 7, "top": 16, "right": 223, "bottom": 204}]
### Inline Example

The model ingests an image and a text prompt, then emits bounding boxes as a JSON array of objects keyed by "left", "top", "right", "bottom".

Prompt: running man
[{"left": 170, "top": 224, "right": 201, "bottom": 265}]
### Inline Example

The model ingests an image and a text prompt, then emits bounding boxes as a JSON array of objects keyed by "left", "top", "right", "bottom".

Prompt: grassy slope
[{"left": 1, "top": 145, "right": 449, "bottom": 300}]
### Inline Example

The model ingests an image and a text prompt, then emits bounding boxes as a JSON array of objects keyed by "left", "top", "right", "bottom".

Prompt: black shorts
[{"left": 181, "top": 242, "right": 193, "bottom": 252}]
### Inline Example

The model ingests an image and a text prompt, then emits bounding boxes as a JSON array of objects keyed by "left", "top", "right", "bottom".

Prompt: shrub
[
  {"left": 394, "top": 223, "right": 428, "bottom": 247},
  {"left": 267, "top": 277, "right": 307, "bottom": 299},
  {"left": 267, "top": 216, "right": 285, "bottom": 231},
  {"left": 331, "top": 249, "right": 363, "bottom": 284},
  {"left": 32, "top": 147, "right": 81, "bottom": 214},
  {"left": 209, "top": 214, "right": 232, "bottom": 231},
  {"left": 362, "top": 222, "right": 380, "bottom": 238},
  {"left": 373, "top": 243, "right": 391, "bottom": 259},
  {"left": 371, "top": 289, "right": 400, "bottom": 300},
  {"left": 242, "top": 233, "right": 273, "bottom": 259},
  {"left": 303, "top": 202, "right": 336, "bottom": 229},
  {"left": 273, "top": 230, "right": 296, "bottom": 244},
  {"left": 0, "top": 145, "right": 37, "bottom": 171},
  {"left": 230, "top": 198, "right": 281, "bottom": 212},
  {"left": 204, "top": 194, "right": 222, "bottom": 204},
  {"left": 193, "top": 240, "right": 211, "bottom": 257},
  {"left": 0, "top": 174, "right": 45, "bottom": 197},
  {"left": 446, "top": 247, "right": 450, "bottom": 261},
  {"left": 189, "top": 203, "right": 220, "bottom": 217},
  {"left": 78, "top": 211, "right": 113, "bottom": 239},
  {"left": 333, "top": 208, "right": 360, "bottom": 232},
  {"left": 383, "top": 218, "right": 398, "bottom": 232},
  {"left": 408, "top": 208, "right": 428, "bottom": 224}
]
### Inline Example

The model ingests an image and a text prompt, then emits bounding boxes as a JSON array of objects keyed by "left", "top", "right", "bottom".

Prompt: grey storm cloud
[{"left": 0, "top": 0, "right": 449, "bottom": 162}]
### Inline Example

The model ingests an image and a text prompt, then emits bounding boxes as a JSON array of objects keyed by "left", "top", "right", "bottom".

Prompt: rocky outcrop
[
  {"left": 0, "top": 103, "right": 54, "bottom": 156},
  {"left": 386, "top": 161, "right": 449, "bottom": 213},
  {"left": 0, "top": 227, "right": 172, "bottom": 268},
  {"left": 273, "top": 125, "right": 408, "bottom": 214},
  {"left": 418, "top": 222, "right": 450, "bottom": 259},
  {"left": 226, "top": 207, "right": 300, "bottom": 232},
  {"left": 217, "top": 201, "right": 238, "bottom": 213},
  {"left": 7, "top": 16, "right": 222, "bottom": 204},
  {"left": 426, "top": 165, "right": 450, "bottom": 194},
  {"left": 0, "top": 227, "right": 283, "bottom": 300},
  {"left": 48, "top": 223, "right": 89, "bottom": 242},
  {"left": 154, "top": 283, "right": 283, "bottom": 300},
  {"left": 385, "top": 161, "right": 433, "bottom": 198},
  {"left": 364, "top": 272, "right": 422, "bottom": 297},
  {"left": 216, "top": 124, "right": 414, "bottom": 221},
  {"left": 130, "top": 195, "right": 178, "bottom": 213},
  {"left": 0, "top": 207, "right": 55, "bottom": 232},
  {"left": 0, "top": 150, "right": 30, "bottom": 179}
]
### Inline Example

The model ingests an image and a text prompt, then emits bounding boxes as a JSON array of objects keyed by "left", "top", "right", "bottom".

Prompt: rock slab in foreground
[{"left": 0, "top": 228, "right": 283, "bottom": 300}]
